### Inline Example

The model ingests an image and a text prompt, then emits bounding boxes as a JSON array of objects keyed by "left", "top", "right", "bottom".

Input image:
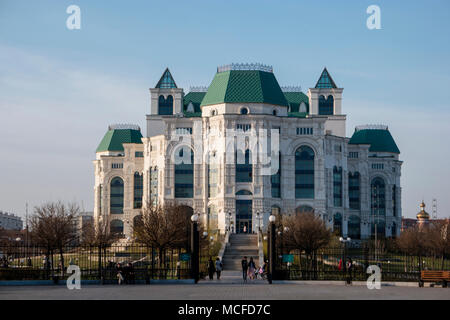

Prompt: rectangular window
[
  {"left": 334, "top": 145, "right": 342, "bottom": 152},
  {"left": 333, "top": 167, "right": 343, "bottom": 207},
  {"left": 175, "top": 127, "right": 192, "bottom": 135},
  {"left": 296, "top": 127, "right": 313, "bottom": 135},
  {"left": 372, "top": 163, "right": 384, "bottom": 170},
  {"left": 111, "top": 163, "right": 123, "bottom": 169},
  {"left": 236, "top": 124, "right": 251, "bottom": 132},
  {"left": 271, "top": 153, "right": 281, "bottom": 198},
  {"left": 135, "top": 151, "right": 144, "bottom": 158},
  {"left": 348, "top": 152, "right": 359, "bottom": 159}
]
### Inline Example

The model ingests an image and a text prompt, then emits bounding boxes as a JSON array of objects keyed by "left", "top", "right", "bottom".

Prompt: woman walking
[
  {"left": 215, "top": 257, "right": 223, "bottom": 280},
  {"left": 248, "top": 257, "right": 256, "bottom": 280},
  {"left": 207, "top": 257, "right": 216, "bottom": 280},
  {"left": 346, "top": 258, "right": 353, "bottom": 285}
]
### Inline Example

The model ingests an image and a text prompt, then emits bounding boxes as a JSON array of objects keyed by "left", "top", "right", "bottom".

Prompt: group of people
[
  {"left": 116, "top": 262, "right": 135, "bottom": 285},
  {"left": 207, "top": 257, "right": 223, "bottom": 280},
  {"left": 241, "top": 257, "right": 266, "bottom": 282}
]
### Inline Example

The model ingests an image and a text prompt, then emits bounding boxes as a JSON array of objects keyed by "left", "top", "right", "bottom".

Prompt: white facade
[
  {"left": 0, "top": 212, "right": 23, "bottom": 231},
  {"left": 93, "top": 65, "right": 402, "bottom": 239}
]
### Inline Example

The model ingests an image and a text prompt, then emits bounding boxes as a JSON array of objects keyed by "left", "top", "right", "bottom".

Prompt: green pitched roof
[
  {"left": 200, "top": 70, "right": 289, "bottom": 107},
  {"left": 96, "top": 128, "right": 143, "bottom": 152},
  {"left": 284, "top": 91, "right": 309, "bottom": 113},
  {"left": 155, "top": 68, "right": 177, "bottom": 89},
  {"left": 349, "top": 128, "right": 400, "bottom": 153},
  {"left": 315, "top": 68, "right": 337, "bottom": 89},
  {"left": 183, "top": 92, "right": 206, "bottom": 114}
]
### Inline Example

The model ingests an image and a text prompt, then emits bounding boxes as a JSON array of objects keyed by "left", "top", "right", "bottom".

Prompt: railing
[
  {"left": 0, "top": 244, "right": 192, "bottom": 282},
  {"left": 273, "top": 246, "right": 450, "bottom": 282}
]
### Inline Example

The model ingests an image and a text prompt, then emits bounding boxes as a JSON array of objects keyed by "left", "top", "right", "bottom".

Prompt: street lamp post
[
  {"left": 191, "top": 214, "right": 200, "bottom": 283},
  {"left": 268, "top": 214, "right": 276, "bottom": 284}
]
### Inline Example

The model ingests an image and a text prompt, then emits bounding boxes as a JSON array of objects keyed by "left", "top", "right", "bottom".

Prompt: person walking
[
  {"left": 346, "top": 258, "right": 353, "bottom": 285},
  {"left": 207, "top": 257, "right": 215, "bottom": 280},
  {"left": 248, "top": 257, "right": 256, "bottom": 280},
  {"left": 215, "top": 257, "right": 223, "bottom": 280},
  {"left": 116, "top": 263, "right": 124, "bottom": 285},
  {"left": 241, "top": 256, "right": 248, "bottom": 283}
]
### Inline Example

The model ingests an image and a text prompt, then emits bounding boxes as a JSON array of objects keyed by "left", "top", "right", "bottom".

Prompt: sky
[{"left": 0, "top": 0, "right": 449, "bottom": 220}]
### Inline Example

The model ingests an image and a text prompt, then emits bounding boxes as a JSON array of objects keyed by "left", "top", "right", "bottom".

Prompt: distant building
[
  {"left": 73, "top": 212, "right": 94, "bottom": 242},
  {"left": 0, "top": 211, "right": 23, "bottom": 231}
]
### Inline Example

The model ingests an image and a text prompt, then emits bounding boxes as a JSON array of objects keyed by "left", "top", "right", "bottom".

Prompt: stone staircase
[{"left": 222, "top": 234, "right": 259, "bottom": 271}]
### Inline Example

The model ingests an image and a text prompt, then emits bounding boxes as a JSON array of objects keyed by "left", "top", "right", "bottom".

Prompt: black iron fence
[
  {"left": 0, "top": 244, "right": 192, "bottom": 282},
  {"left": 272, "top": 246, "right": 450, "bottom": 282}
]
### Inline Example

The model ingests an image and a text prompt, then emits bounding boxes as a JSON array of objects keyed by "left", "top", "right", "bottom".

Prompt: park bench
[{"left": 419, "top": 271, "right": 449, "bottom": 288}]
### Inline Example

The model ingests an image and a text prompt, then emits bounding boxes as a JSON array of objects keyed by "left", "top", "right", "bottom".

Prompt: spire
[
  {"left": 315, "top": 67, "right": 337, "bottom": 89},
  {"left": 155, "top": 68, "right": 177, "bottom": 89}
]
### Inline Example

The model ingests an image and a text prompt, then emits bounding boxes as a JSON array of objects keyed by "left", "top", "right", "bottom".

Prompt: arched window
[
  {"left": 371, "top": 177, "right": 386, "bottom": 216},
  {"left": 348, "top": 215, "right": 361, "bottom": 239},
  {"left": 333, "top": 212, "right": 342, "bottom": 236},
  {"left": 133, "top": 172, "right": 143, "bottom": 209},
  {"left": 333, "top": 166, "right": 342, "bottom": 207},
  {"left": 271, "top": 206, "right": 281, "bottom": 215},
  {"left": 295, "top": 146, "right": 314, "bottom": 199},
  {"left": 175, "top": 146, "right": 194, "bottom": 198},
  {"left": 110, "top": 219, "right": 124, "bottom": 235},
  {"left": 110, "top": 177, "right": 124, "bottom": 214},
  {"left": 236, "top": 149, "right": 252, "bottom": 182},
  {"left": 299, "top": 102, "right": 307, "bottom": 113},
  {"left": 133, "top": 215, "right": 143, "bottom": 229},
  {"left": 318, "top": 95, "right": 334, "bottom": 115},
  {"left": 296, "top": 206, "right": 314, "bottom": 215},
  {"left": 271, "top": 152, "right": 281, "bottom": 198},
  {"left": 240, "top": 107, "right": 248, "bottom": 115},
  {"left": 272, "top": 109, "right": 277, "bottom": 116},
  {"left": 158, "top": 95, "right": 173, "bottom": 115},
  {"left": 349, "top": 172, "right": 360, "bottom": 210},
  {"left": 391, "top": 222, "right": 397, "bottom": 238}
]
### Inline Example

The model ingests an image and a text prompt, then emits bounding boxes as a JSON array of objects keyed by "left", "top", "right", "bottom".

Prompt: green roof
[
  {"left": 349, "top": 129, "right": 400, "bottom": 153},
  {"left": 284, "top": 91, "right": 309, "bottom": 113},
  {"left": 96, "top": 128, "right": 143, "bottom": 152},
  {"left": 183, "top": 92, "right": 205, "bottom": 114},
  {"left": 200, "top": 70, "right": 289, "bottom": 107},
  {"left": 155, "top": 68, "right": 177, "bottom": 89},
  {"left": 315, "top": 68, "right": 337, "bottom": 89}
]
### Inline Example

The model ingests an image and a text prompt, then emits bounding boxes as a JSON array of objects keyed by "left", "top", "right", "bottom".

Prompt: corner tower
[
  {"left": 147, "top": 68, "right": 184, "bottom": 137},
  {"left": 308, "top": 68, "right": 345, "bottom": 136}
]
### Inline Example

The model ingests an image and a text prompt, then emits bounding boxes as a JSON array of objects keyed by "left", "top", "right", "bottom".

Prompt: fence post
[{"left": 98, "top": 245, "right": 103, "bottom": 284}]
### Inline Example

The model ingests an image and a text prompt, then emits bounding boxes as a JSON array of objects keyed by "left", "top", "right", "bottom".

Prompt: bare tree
[
  {"left": 396, "top": 225, "right": 429, "bottom": 271},
  {"left": 133, "top": 204, "right": 191, "bottom": 267},
  {"left": 29, "top": 202, "right": 79, "bottom": 273},
  {"left": 81, "top": 216, "right": 117, "bottom": 248},
  {"left": 426, "top": 219, "right": 450, "bottom": 270},
  {"left": 283, "top": 212, "right": 332, "bottom": 271}
]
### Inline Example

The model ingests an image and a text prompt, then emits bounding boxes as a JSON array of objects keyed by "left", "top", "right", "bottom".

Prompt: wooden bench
[{"left": 419, "top": 271, "right": 450, "bottom": 287}]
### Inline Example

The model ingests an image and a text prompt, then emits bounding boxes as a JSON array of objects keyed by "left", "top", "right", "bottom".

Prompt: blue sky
[{"left": 0, "top": 0, "right": 449, "bottom": 219}]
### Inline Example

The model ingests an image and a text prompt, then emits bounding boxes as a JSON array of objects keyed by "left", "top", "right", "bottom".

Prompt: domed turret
[{"left": 416, "top": 201, "right": 430, "bottom": 226}]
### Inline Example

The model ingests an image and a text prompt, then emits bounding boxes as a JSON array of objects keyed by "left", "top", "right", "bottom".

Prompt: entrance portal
[{"left": 236, "top": 200, "right": 252, "bottom": 233}]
